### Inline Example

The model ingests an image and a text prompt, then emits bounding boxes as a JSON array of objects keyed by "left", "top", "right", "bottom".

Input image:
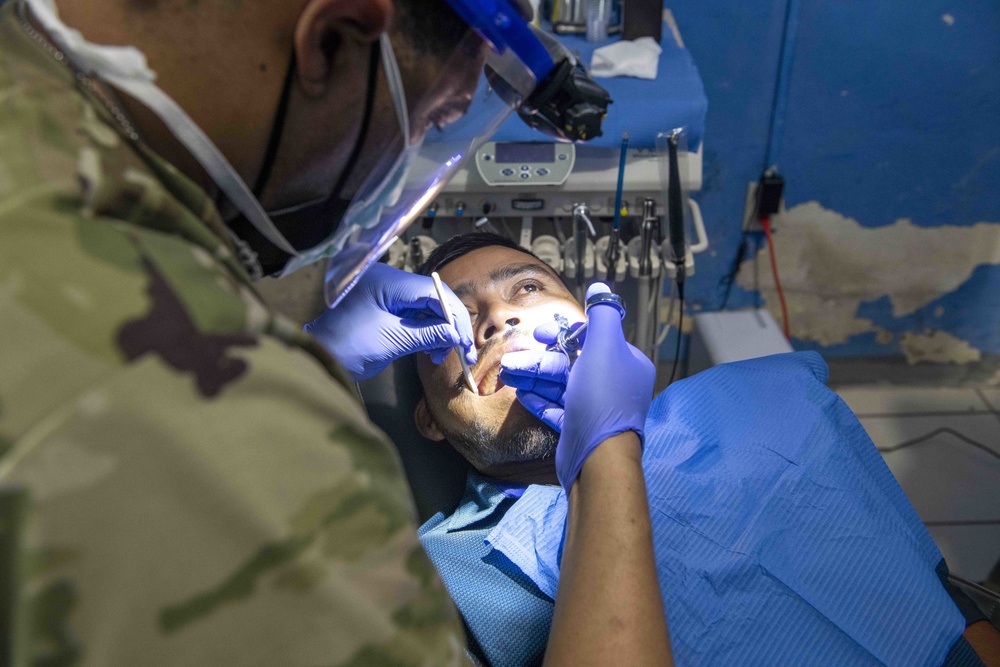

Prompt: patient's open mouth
[
  {"left": 470, "top": 336, "right": 535, "bottom": 397},
  {"left": 477, "top": 364, "right": 506, "bottom": 396}
]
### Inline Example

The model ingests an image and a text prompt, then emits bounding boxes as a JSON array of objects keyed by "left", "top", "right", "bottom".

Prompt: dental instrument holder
[
  {"left": 572, "top": 203, "right": 598, "bottom": 303},
  {"left": 639, "top": 199, "right": 657, "bottom": 277},
  {"left": 664, "top": 129, "right": 687, "bottom": 286},
  {"left": 633, "top": 198, "right": 659, "bottom": 356}
]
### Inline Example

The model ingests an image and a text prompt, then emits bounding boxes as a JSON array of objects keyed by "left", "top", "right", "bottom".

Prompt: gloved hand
[
  {"left": 501, "top": 314, "right": 649, "bottom": 439},
  {"left": 305, "top": 263, "right": 476, "bottom": 381},
  {"left": 500, "top": 320, "right": 576, "bottom": 432},
  {"left": 525, "top": 283, "right": 655, "bottom": 489}
]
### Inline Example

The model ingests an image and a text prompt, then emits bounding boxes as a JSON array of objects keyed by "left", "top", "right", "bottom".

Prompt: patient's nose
[{"left": 480, "top": 315, "right": 520, "bottom": 347}]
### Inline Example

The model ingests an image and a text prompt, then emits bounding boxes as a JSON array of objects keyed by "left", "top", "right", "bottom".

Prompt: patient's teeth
[{"left": 478, "top": 365, "right": 506, "bottom": 396}]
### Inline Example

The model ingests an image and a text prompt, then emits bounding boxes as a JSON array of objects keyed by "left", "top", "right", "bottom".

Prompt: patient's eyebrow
[{"left": 451, "top": 263, "right": 557, "bottom": 299}]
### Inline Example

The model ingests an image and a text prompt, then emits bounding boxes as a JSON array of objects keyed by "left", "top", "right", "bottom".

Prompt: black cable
[
  {"left": 668, "top": 283, "right": 685, "bottom": 386},
  {"left": 753, "top": 236, "right": 761, "bottom": 309},
  {"left": 877, "top": 427, "right": 1000, "bottom": 526},
  {"left": 924, "top": 520, "right": 1000, "bottom": 527},
  {"left": 718, "top": 236, "right": 748, "bottom": 310},
  {"left": 328, "top": 43, "right": 381, "bottom": 201},
  {"left": 251, "top": 53, "right": 297, "bottom": 197},
  {"left": 876, "top": 427, "right": 1000, "bottom": 462}
]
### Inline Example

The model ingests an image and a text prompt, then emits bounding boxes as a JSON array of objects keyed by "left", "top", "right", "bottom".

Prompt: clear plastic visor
[{"left": 323, "top": 29, "right": 540, "bottom": 307}]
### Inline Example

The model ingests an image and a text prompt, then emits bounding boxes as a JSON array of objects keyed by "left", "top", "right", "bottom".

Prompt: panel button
[
  {"left": 501, "top": 168, "right": 515, "bottom": 176},
  {"left": 520, "top": 165, "right": 531, "bottom": 171},
  {"left": 520, "top": 173, "right": 531, "bottom": 179},
  {"left": 537, "top": 168, "right": 550, "bottom": 176},
  {"left": 558, "top": 153, "right": 569, "bottom": 161},
  {"left": 512, "top": 198, "right": 545, "bottom": 211}
]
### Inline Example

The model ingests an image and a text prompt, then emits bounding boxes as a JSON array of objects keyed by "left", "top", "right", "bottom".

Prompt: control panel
[
  {"left": 417, "top": 144, "right": 703, "bottom": 219},
  {"left": 475, "top": 141, "right": 575, "bottom": 187}
]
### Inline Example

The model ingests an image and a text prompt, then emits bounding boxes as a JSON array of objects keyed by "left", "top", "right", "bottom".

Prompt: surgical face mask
[{"left": 21, "top": 0, "right": 416, "bottom": 278}]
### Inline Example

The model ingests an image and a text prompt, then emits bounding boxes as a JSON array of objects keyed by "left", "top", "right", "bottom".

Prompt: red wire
[{"left": 762, "top": 218, "right": 791, "bottom": 340}]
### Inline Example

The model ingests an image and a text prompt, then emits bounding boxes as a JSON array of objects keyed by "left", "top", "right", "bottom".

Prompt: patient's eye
[{"left": 511, "top": 279, "right": 544, "bottom": 301}]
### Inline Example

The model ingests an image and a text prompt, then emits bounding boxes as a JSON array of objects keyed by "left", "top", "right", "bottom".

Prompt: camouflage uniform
[{"left": 0, "top": 4, "right": 468, "bottom": 664}]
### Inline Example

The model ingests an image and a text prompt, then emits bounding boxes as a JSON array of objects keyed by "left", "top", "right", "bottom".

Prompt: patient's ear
[{"left": 414, "top": 397, "right": 446, "bottom": 442}]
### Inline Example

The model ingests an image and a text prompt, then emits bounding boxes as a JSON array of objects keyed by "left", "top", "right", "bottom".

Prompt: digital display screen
[{"left": 495, "top": 142, "right": 555, "bottom": 164}]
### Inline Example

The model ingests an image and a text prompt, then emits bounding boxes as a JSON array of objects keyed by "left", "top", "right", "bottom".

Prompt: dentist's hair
[{"left": 394, "top": 0, "right": 469, "bottom": 59}]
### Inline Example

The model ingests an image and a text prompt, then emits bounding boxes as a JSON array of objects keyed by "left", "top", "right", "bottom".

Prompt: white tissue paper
[{"left": 590, "top": 37, "right": 663, "bottom": 80}]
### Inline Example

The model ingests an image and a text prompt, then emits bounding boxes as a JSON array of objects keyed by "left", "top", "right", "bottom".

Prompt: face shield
[{"left": 321, "top": 0, "right": 557, "bottom": 307}]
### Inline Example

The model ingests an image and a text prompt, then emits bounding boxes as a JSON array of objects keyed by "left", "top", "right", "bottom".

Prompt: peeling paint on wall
[
  {"left": 900, "top": 331, "right": 982, "bottom": 365},
  {"left": 738, "top": 201, "right": 1000, "bottom": 349}
]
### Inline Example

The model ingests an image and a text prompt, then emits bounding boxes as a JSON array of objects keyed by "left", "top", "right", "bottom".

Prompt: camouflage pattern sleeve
[{"left": 0, "top": 5, "right": 469, "bottom": 665}]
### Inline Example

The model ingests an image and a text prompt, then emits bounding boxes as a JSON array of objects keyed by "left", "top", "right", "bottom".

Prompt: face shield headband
[{"left": 322, "top": 0, "right": 563, "bottom": 307}]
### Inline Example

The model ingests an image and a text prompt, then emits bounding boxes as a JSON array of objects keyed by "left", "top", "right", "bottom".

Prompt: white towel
[{"left": 590, "top": 37, "right": 663, "bottom": 80}]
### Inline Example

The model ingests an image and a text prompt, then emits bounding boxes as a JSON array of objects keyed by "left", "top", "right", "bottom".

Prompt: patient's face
[{"left": 415, "top": 246, "right": 585, "bottom": 473}]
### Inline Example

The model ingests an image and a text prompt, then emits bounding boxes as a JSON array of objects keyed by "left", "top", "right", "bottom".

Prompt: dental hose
[
  {"left": 607, "top": 132, "right": 629, "bottom": 286},
  {"left": 635, "top": 274, "right": 652, "bottom": 357},
  {"left": 666, "top": 129, "right": 686, "bottom": 385},
  {"left": 668, "top": 281, "right": 684, "bottom": 386}
]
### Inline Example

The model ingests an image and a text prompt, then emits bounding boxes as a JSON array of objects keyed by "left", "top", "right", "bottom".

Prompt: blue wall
[{"left": 670, "top": 0, "right": 1000, "bottom": 361}]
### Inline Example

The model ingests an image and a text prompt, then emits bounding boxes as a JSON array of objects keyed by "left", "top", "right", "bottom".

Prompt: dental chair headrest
[{"left": 357, "top": 355, "right": 472, "bottom": 522}]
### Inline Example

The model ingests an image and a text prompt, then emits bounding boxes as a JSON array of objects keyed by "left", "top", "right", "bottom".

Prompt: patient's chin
[{"left": 444, "top": 404, "right": 558, "bottom": 470}]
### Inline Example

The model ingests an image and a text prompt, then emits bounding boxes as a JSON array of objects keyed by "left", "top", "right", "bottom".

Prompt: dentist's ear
[
  {"left": 293, "top": 0, "right": 392, "bottom": 97},
  {"left": 414, "top": 397, "right": 446, "bottom": 442}
]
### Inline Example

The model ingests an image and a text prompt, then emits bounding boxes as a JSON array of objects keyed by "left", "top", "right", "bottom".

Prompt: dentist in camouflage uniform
[{"left": 0, "top": 0, "right": 673, "bottom": 665}]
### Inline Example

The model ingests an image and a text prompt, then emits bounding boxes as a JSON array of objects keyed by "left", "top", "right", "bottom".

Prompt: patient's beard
[{"left": 440, "top": 405, "right": 558, "bottom": 472}]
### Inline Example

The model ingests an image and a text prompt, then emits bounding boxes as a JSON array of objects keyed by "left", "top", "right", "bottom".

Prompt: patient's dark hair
[{"left": 416, "top": 232, "right": 542, "bottom": 276}]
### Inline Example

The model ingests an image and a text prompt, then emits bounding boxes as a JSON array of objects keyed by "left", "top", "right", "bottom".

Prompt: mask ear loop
[
  {"left": 253, "top": 39, "right": 382, "bottom": 207},
  {"left": 224, "top": 42, "right": 381, "bottom": 276},
  {"left": 251, "top": 53, "right": 297, "bottom": 198},
  {"left": 329, "top": 43, "right": 381, "bottom": 201}
]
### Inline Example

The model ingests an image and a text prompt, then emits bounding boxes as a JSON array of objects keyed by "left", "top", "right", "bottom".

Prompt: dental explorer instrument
[{"left": 431, "top": 271, "right": 478, "bottom": 395}]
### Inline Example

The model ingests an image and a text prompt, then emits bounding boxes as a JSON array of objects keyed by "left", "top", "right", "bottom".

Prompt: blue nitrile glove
[
  {"left": 554, "top": 283, "right": 655, "bottom": 489},
  {"left": 500, "top": 320, "right": 575, "bottom": 432},
  {"left": 305, "top": 263, "right": 477, "bottom": 381},
  {"left": 502, "top": 315, "right": 649, "bottom": 440}
]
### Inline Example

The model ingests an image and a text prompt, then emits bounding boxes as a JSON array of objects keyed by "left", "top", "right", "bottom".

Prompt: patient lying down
[{"left": 410, "top": 233, "right": 997, "bottom": 667}]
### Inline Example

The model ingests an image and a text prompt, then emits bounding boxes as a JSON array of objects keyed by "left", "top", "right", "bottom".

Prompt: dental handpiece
[
  {"left": 552, "top": 292, "right": 626, "bottom": 360},
  {"left": 557, "top": 319, "right": 587, "bottom": 354}
]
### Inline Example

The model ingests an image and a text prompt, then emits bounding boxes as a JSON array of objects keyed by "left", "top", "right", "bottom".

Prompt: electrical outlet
[{"left": 741, "top": 181, "right": 784, "bottom": 232}]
